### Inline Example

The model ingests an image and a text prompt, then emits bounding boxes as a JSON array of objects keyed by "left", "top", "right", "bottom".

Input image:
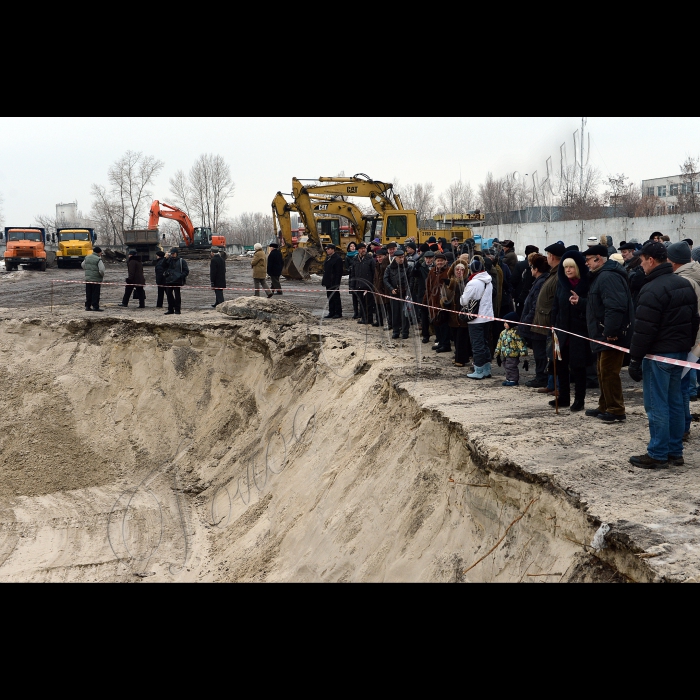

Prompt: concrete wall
[{"left": 480, "top": 213, "right": 700, "bottom": 253}]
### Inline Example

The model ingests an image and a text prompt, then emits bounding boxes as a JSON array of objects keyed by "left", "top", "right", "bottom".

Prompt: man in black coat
[
  {"left": 384, "top": 248, "right": 412, "bottom": 339},
  {"left": 322, "top": 245, "right": 345, "bottom": 319},
  {"left": 620, "top": 242, "right": 645, "bottom": 308},
  {"left": 121, "top": 251, "right": 147, "bottom": 310},
  {"left": 584, "top": 245, "right": 635, "bottom": 423},
  {"left": 210, "top": 247, "right": 227, "bottom": 308},
  {"left": 628, "top": 242, "right": 700, "bottom": 469},
  {"left": 350, "top": 243, "right": 376, "bottom": 325},
  {"left": 267, "top": 243, "right": 285, "bottom": 296},
  {"left": 155, "top": 251, "right": 167, "bottom": 309}
]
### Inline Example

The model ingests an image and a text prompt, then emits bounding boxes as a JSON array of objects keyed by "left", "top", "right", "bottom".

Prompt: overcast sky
[{"left": 1, "top": 117, "right": 698, "bottom": 225}]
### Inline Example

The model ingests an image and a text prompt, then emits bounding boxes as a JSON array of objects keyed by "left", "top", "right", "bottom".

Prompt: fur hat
[
  {"left": 254, "top": 243, "right": 263, "bottom": 251},
  {"left": 586, "top": 245, "right": 609, "bottom": 259}
]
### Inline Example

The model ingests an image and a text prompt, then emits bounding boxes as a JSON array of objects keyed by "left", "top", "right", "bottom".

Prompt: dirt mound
[
  {"left": 0, "top": 307, "right": 697, "bottom": 583},
  {"left": 217, "top": 297, "right": 317, "bottom": 327}
]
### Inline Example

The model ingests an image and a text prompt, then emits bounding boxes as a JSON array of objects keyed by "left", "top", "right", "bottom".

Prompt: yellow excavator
[
  {"left": 273, "top": 174, "right": 483, "bottom": 279},
  {"left": 273, "top": 192, "right": 371, "bottom": 279}
]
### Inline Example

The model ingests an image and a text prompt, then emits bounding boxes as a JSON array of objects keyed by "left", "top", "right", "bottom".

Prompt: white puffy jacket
[{"left": 461, "top": 272, "right": 494, "bottom": 325}]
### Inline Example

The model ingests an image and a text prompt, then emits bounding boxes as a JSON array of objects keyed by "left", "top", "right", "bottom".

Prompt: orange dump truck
[{"left": 3, "top": 228, "right": 49, "bottom": 272}]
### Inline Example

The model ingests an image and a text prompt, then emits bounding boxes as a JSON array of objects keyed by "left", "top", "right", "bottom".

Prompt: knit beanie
[
  {"left": 667, "top": 242, "right": 692, "bottom": 265},
  {"left": 693, "top": 247, "right": 700, "bottom": 264},
  {"left": 470, "top": 257, "right": 484, "bottom": 274}
]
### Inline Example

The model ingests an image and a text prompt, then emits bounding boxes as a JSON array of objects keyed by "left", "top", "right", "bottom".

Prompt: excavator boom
[
  {"left": 149, "top": 201, "right": 196, "bottom": 247},
  {"left": 149, "top": 201, "right": 225, "bottom": 253},
  {"left": 294, "top": 176, "right": 402, "bottom": 217}
]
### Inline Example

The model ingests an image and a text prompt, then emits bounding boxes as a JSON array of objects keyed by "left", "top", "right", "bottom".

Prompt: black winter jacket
[
  {"left": 626, "top": 258, "right": 646, "bottom": 307},
  {"left": 587, "top": 261, "right": 635, "bottom": 353},
  {"left": 551, "top": 251, "right": 593, "bottom": 368},
  {"left": 384, "top": 260, "right": 411, "bottom": 298},
  {"left": 519, "top": 273, "right": 549, "bottom": 340},
  {"left": 210, "top": 255, "right": 227, "bottom": 288},
  {"left": 163, "top": 256, "right": 190, "bottom": 287},
  {"left": 630, "top": 264, "right": 700, "bottom": 360},
  {"left": 155, "top": 257, "right": 167, "bottom": 285},
  {"left": 322, "top": 253, "right": 344, "bottom": 289},
  {"left": 267, "top": 249, "right": 284, "bottom": 278},
  {"left": 411, "top": 256, "right": 431, "bottom": 303},
  {"left": 349, "top": 254, "right": 376, "bottom": 292}
]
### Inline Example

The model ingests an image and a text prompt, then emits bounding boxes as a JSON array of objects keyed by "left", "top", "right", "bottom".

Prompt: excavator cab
[
  {"left": 317, "top": 219, "right": 341, "bottom": 248},
  {"left": 193, "top": 227, "right": 212, "bottom": 246}
]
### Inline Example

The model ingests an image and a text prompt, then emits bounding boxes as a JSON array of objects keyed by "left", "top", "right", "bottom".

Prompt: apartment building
[{"left": 642, "top": 174, "right": 700, "bottom": 210}]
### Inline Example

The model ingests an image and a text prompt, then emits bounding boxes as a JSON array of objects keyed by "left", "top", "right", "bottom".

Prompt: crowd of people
[{"left": 329, "top": 233, "right": 700, "bottom": 471}]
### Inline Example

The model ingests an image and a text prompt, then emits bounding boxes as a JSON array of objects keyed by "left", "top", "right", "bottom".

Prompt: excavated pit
[{"left": 0, "top": 299, "right": 697, "bottom": 583}]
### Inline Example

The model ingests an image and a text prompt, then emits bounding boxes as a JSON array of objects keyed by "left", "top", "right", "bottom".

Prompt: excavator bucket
[{"left": 283, "top": 247, "right": 323, "bottom": 280}]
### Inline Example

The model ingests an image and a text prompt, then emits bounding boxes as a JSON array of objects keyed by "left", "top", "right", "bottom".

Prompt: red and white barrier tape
[{"left": 45, "top": 279, "right": 700, "bottom": 372}]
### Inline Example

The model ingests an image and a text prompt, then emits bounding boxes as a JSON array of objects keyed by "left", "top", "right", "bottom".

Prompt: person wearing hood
[
  {"left": 668, "top": 242, "right": 700, "bottom": 441},
  {"left": 519, "top": 254, "right": 551, "bottom": 387},
  {"left": 384, "top": 248, "right": 412, "bottom": 340},
  {"left": 551, "top": 251, "right": 594, "bottom": 412},
  {"left": 585, "top": 245, "right": 635, "bottom": 423},
  {"left": 461, "top": 257, "right": 495, "bottom": 380},
  {"left": 601, "top": 235, "right": 618, "bottom": 258}
]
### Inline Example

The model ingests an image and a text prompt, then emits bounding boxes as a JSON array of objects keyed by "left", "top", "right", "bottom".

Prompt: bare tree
[
  {"left": 635, "top": 194, "right": 667, "bottom": 218},
  {"left": 559, "top": 164, "right": 603, "bottom": 220},
  {"left": 169, "top": 154, "right": 235, "bottom": 232},
  {"left": 228, "top": 212, "right": 274, "bottom": 246},
  {"left": 168, "top": 170, "right": 195, "bottom": 217},
  {"left": 90, "top": 184, "right": 125, "bottom": 246},
  {"left": 438, "top": 180, "right": 478, "bottom": 216},
  {"left": 108, "top": 151, "right": 164, "bottom": 231},
  {"left": 605, "top": 174, "right": 641, "bottom": 218},
  {"left": 479, "top": 174, "right": 507, "bottom": 224},
  {"left": 399, "top": 182, "right": 436, "bottom": 224},
  {"left": 677, "top": 157, "right": 700, "bottom": 213}
]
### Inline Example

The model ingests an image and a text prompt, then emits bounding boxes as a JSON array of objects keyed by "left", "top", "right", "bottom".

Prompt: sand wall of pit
[{"left": 0, "top": 313, "right": 654, "bottom": 583}]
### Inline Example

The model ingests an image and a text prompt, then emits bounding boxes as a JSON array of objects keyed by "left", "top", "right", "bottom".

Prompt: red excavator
[{"left": 148, "top": 201, "right": 226, "bottom": 259}]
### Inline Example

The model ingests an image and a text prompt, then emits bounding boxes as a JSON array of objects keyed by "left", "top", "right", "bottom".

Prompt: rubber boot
[
  {"left": 468, "top": 366, "right": 486, "bottom": 381},
  {"left": 483, "top": 363, "right": 492, "bottom": 379}
]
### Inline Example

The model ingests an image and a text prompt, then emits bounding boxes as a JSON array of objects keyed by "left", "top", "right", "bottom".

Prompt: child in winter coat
[{"left": 495, "top": 312, "right": 529, "bottom": 387}]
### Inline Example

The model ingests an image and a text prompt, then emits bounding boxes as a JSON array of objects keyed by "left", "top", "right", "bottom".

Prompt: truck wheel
[
  {"left": 40, "top": 261, "right": 47, "bottom": 272},
  {"left": 57, "top": 260, "right": 64, "bottom": 270}
]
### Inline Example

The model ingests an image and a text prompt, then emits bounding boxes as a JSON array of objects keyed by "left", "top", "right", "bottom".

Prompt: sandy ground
[{"left": 0, "top": 292, "right": 697, "bottom": 583}]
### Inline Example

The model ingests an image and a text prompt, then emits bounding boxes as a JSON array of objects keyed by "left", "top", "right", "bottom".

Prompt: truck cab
[
  {"left": 56, "top": 228, "right": 94, "bottom": 268},
  {"left": 4, "top": 228, "right": 48, "bottom": 272}
]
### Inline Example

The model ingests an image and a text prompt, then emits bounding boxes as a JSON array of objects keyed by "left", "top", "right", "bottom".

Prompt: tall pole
[{"left": 580, "top": 117, "right": 587, "bottom": 199}]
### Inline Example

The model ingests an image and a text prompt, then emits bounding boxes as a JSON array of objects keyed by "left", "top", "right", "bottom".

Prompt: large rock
[{"left": 217, "top": 297, "right": 316, "bottom": 327}]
